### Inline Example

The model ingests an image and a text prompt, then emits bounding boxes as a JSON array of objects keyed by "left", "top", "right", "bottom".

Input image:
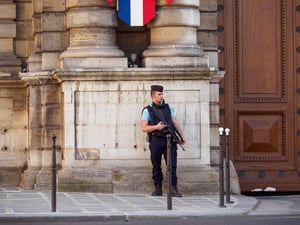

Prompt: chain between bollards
[
  {"left": 52, "top": 134, "right": 57, "bottom": 212},
  {"left": 166, "top": 134, "right": 172, "bottom": 210},
  {"left": 218, "top": 128, "right": 225, "bottom": 208}
]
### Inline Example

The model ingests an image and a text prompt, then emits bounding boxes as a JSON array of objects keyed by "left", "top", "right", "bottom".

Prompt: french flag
[{"left": 118, "top": 0, "right": 156, "bottom": 26}]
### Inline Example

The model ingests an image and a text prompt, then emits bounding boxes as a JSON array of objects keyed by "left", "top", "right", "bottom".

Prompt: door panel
[{"left": 218, "top": 0, "right": 300, "bottom": 191}]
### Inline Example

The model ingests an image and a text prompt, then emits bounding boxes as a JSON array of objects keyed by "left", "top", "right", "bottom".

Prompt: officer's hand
[{"left": 156, "top": 121, "right": 166, "bottom": 130}]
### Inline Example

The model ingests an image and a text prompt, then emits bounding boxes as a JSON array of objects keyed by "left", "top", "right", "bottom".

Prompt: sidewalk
[{"left": 0, "top": 188, "right": 258, "bottom": 222}]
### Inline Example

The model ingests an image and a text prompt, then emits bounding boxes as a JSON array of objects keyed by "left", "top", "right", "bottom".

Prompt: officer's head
[
  {"left": 151, "top": 85, "right": 163, "bottom": 94},
  {"left": 150, "top": 85, "right": 164, "bottom": 104}
]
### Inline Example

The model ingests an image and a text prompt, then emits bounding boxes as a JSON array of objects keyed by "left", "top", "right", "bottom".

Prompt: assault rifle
[{"left": 152, "top": 106, "right": 186, "bottom": 151}]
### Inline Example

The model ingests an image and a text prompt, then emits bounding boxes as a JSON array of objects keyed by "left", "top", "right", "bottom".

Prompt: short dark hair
[{"left": 151, "top": 85, "right": 163, "bottom": 92}]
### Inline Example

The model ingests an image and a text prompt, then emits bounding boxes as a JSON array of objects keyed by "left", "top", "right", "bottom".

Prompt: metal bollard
[
  {"left": 225, "top": 128, "right": 232, "bottom": 204},
  {"left": 166, "top": 134, "right": 172, "bottom": 210},
  {"left": 218, "top": 128, "right": 225, "bottom": 208},
  {"left": 52, "top": 134, "right": 57, "bottom": 212}
]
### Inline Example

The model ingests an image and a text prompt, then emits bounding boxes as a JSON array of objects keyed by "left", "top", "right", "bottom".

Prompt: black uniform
[{"left": 143, "top": 102, "right": 178, "bottom": 189}]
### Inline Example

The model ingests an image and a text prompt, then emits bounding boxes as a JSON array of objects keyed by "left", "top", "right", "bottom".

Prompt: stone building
[{"left": 0, "top": 0, "right": 225, "bottom": 194}]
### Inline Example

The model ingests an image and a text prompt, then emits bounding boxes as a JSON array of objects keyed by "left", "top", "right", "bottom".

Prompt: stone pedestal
[
  {"left": 20, "top": 72, "right": 62, "bottom": 190},
  {"left": 142, "top": 0, "right": 207, "bottom": 67},
  {"left": 53, "top": 68, "right": 219, "bottom": 194},
  {"left": 0, "top": 1, "right": 21, "bottom": 75},
  {"left": 60, "top": 0, "right": 127, "bottom": 68}
]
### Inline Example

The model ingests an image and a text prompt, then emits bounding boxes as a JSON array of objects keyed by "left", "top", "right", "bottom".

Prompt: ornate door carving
[{"left": 219, "top": 0, "right": 300, "bottom": 191}]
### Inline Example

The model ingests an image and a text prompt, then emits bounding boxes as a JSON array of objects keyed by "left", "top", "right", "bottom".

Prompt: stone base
[
  {"left": 35, "top": 169, "right": 52, "bottom": 190},
  {"left": 0, "top": 168, "right": 22, "bottom": 188},
  {"left": 141, "top": 56, "right": 208, "bottom": 68},
  {"left": 112, "top": 167, "right": 153, "bottom": 194},
  {"left": 62, "top": 57, "right": 128, "bottom": 69},
  {"left": 177, "top": 165, "right": 219, "bottom": 195},
  {"left": 55, "top": 165, "right": 219, "bottom": 195},
  {"left": 20, "top": 167, "right": 40, "bottom": 190},
  {"left": 58, "top": 168, "right": 113, "bottom": 193}
]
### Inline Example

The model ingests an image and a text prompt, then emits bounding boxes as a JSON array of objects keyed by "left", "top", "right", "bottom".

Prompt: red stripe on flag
[
  {"left": 143, "top": 0, "right": 155, "bottom": 25},
  {"left": 106, "top": 0, "right": 113, "bottom": 3},
  {"left": 165, "top": 0, "right": 173, "bottom": 4}
]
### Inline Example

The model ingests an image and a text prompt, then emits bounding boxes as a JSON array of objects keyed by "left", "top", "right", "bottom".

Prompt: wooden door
[{"left": 218, "top": 0, "right": 300, "bottom": 192}]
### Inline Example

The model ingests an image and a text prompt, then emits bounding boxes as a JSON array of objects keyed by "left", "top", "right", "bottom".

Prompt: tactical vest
[{"left": 145, "top": 102, "right": 173, "bottom": 137}]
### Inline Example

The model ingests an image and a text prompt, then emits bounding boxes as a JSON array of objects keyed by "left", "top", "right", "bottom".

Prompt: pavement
[{"left": 0, "top": 188, "right": 259, "bottom": 222}]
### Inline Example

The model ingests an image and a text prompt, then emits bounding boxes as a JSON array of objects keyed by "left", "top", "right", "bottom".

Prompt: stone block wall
[
  {"left": 54, "top": 68, "right": 219, "bottom": 194},
  {"left": 0, "top": 0, "right": 224, "bottom": 194},
  {"left": 0, "top": 80, "right": 28, "bottom": 187},
  {"left": 199, "top": 0, "right": 221, "bottom": 166}
]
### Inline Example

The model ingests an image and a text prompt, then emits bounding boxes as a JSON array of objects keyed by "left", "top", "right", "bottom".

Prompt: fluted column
[
  {"left": 60, "top": 0, "right": 127, "bottom": 68},
  {"left": 0, "top": 0, "right": 21, "bottom": 76},
  {"left": 142, "top": 0, "right": 207, "bottom": 67}
]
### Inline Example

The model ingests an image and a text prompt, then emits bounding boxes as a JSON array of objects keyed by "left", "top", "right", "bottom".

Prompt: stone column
[
  {"left": 142, "top": 0, "right": 207, "bottom": 67},
  {"left": 21, "top": 72, "right": 62, "bottom": 189},
  {"left": 28, "top": 0, "right": 67, "bottom": 72},
  {"left": 0, "top": 0, "right": 21, "bottom": 76},
  {"left": 60, "top": 0, "right": 127, "bottom": 68},
  {"left": 27, "top": 0, "right": 42, "bottom": 72}
]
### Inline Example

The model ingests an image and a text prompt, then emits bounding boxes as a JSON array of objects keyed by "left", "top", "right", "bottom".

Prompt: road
[
  {"left": 1, "top": 214, "right": 300, "bottom": 225},
  {"left": 249, "top": 194, "right": 300, "bottom": 215}
]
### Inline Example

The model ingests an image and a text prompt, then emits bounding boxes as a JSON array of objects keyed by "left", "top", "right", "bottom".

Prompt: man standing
[{"left": 141, "top": 85, "right": 186, "bottom": 197}]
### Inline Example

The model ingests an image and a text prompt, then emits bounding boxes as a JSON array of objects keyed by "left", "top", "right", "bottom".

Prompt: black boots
[
  {"left": 151, "top": 185, "right": 183, "bottom": 197},
  {"left": 151, "top": 185, "right": 162, "bottom": 196},
  {"left": 171, "top": 186, "right": 183, "bottom": 197}
]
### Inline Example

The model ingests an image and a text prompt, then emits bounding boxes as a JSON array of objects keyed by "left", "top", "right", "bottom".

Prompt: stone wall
[
  {"left": 0, "top": 80, "right": 28, "bottom": 187},
  {"left": 53, "top": 68, "right": 219, "bottom": 194},
  {"left": 0, "top": 0, "right": 224, "bottom": 194}
]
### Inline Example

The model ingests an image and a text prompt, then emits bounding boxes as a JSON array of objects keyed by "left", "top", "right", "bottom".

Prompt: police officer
[{"left": 141, "top": 85, "right": 186, "bottom": 197}]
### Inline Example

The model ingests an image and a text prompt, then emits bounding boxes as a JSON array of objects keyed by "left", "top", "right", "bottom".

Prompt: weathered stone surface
[
  {"left": 61, "top": 4, "right": 126, "bottom": 69},
  {"left": 42, "top": 33, "right": 68, "bottom": 51},
  {"left": 150, "top": 8, "right": 200, "bottom": 27},
  {"left": 200, "top": 0, "right": 218, "bottom": 11},
  {"left": 66, "top": 0, "right": 112, "bottom": 8},
  {"left": 15, "top": 40, "right": 34, "bottom": 60},
  {"left": 0, "top": 39, "right": 13, "bottom": 52},
  {"left": 16, "top": 0, "right": 34, "bottom": 20},
  {"left": 21, "top": 167, "right": 41, "bottom": 190},
  {"left": 143, "top": 0, "right": 207, "bottom": 68},
  {"left": 42, "top": 52, "right": 61, "bottom": 70},
  {"left": 0, "top": 168, "right": 22, "bottom": 188},
  {"left": 0, "top": 22, "right": 16, "bottom": 38},
  {"left": 200, "top": 12, "right": 218, "bottom": 30},
  {"left": 42, "top": 12, "right": 65, "bottom": 31},
  {"left": 0, "top": 3, "right": 16, "bottom": 19},
  {"left": 43, "top": 0, "right": 66, "bottom": 12},
  {"left": 0, "top": 0, "right": 225, "bottom": 194},
  {"left": 58, "top": 168, "right": 113, "bottom": 193},
  {"left": 62, "top": 57, "right": 128, "bottom": 69},
  {"left": 67, "top": 8, "right": 117, "bottom": 28},
  {"left": 0, "top": 82, "right": 28, "bottom": 176},
  {"left": 197, "top": 31, "right": 218, "bottom": 48},
  {"left": 142, "top": 56, "right": 208, "bottom": 68}
]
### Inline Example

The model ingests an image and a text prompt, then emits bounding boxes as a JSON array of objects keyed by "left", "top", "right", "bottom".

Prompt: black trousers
[{"left": 149, "top": 135, "right": 178, "bottom": 187}]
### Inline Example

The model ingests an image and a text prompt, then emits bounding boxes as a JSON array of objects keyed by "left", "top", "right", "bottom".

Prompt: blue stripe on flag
[{"left": 118, "top": 0, "right": 131, "bottom": 26}]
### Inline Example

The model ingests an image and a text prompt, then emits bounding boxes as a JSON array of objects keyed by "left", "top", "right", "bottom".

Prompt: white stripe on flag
[{"left": 131, "top": 0, "right": 143, "bottom": 26}]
